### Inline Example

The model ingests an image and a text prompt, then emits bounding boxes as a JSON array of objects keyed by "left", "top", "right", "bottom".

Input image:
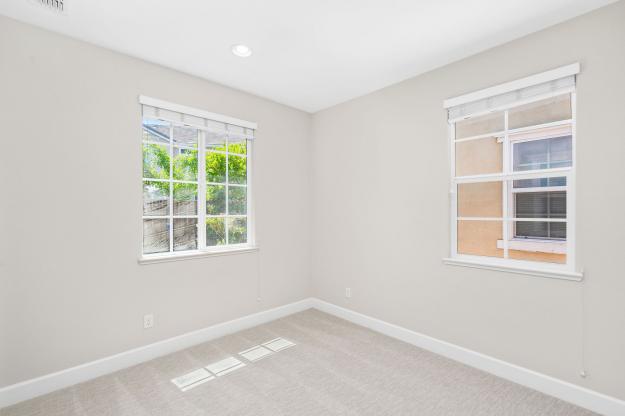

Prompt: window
[
  {"left": 444, "top": 64, "right": 580, "bottom": 278},
  {"left": 140, "top": 97, "right": 255, "bottom": 259}
]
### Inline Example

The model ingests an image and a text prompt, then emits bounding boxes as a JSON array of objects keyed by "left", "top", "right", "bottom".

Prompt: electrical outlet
[
  {"left": 143, "top": 314, "right": 154, "bottom": 329},
  {"left": 345, "top": 288, "right": 351, "bottom": 298}
]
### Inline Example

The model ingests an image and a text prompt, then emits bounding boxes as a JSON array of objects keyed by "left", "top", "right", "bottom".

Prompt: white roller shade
[
  {"left": 445, "top": 63, "right": 579, "bottom": 121},
  {"left": 140, "top": 95, "right": 256, "bottom": 139}
]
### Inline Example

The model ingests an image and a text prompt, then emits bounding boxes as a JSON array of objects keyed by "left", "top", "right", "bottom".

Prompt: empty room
[{"left": 1, "top": 0, "right": 624, "bottom": 415}]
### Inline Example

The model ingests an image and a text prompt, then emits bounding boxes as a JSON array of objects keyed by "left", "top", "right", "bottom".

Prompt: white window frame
[
  {"left": 443, "top": 67, "right": 582, "bottom": 281},
  {"left": 139, "top": 100, "right": 257, "bottom": 264}
]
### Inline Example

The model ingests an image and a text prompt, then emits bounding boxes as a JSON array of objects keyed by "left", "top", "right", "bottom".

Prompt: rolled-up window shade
[
  {"left": 446, "top": 63, "right": 579, "bottom": 121},
  {"left": 140, "top": 96, "right": 255, "bottom": 140}
]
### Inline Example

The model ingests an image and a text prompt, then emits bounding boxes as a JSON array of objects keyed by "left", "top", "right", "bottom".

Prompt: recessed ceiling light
[{"left": 231, "top": 44, "right": 252, "bottom": 58}]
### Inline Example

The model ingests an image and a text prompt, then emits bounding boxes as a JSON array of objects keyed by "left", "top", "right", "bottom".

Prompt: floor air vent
[
  {"left": 239, "top": 345, "right": 273, "bottom": 362},
  {"left": 171, "top": 337, "right": 296, "bottom": 391},
  {"left": 206, "top": 356, "right": 246, "bottom": 376},
  {"left": 171, "top": 368, "right": 214, "bottom": 391},
  {"left": 263, "top": 338, "right": 296, "bottom": 352}
]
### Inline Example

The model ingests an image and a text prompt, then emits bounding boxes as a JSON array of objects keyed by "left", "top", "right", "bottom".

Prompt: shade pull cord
[
  {"left": 256, "top": 249, "right": 261, "bottom": 302},
  {"left": 579, "top": 270, "right": 587, "bottom": 379}
]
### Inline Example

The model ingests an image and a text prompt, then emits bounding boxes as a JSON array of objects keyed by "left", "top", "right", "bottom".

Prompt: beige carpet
[{"left": 1, "top": 309, "right": 597, "bottom": 416}]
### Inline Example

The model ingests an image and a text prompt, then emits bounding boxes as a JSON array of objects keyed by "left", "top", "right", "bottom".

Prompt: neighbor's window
[
  {"left": 447, "top": 67, "right": 577, "bottom": 272},
  {"left": 141, "top": 99, "right": 254, "bottom": 257}
]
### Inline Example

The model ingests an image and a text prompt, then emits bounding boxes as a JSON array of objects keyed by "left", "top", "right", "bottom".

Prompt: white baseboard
[
  {"left": 0, "top": 298, "right": 314, "bottom": 409},
  {"left": 311, "top": 298, "right": 625, "bottom": 416},
  {"left": 3, "top": 297, "right": 624, "bottom": 416}
]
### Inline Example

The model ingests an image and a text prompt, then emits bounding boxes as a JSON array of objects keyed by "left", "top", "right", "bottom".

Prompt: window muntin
[
  {"left": 141, "top": 117, "right": 252, "bottom": 256},
  {"left": 450, "top": 92, "right": 574, "bottom": 268}
]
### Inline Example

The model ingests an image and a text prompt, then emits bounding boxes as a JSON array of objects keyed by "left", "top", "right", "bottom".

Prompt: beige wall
[
  {"left": 0, "top": 16, "right": 311, "bottom": 387},
  {"left": 311, "top": 0, "right": 625, "bottom": 401},
  {"left": 1, "top": 0, "right": 624, "bottom": 402}
]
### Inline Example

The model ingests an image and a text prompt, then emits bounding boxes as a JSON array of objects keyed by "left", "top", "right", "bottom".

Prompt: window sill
[
  {"left": 442, "top": 257, "right": 583, "bottom": 281},
  {"left": 139, "top": 246, "right": 259, "bottom": 265}
]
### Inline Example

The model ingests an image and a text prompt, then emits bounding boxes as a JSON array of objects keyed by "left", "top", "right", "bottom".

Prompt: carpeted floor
[{"left": 1, "top": 309, "right": 597, "bottom": 416}]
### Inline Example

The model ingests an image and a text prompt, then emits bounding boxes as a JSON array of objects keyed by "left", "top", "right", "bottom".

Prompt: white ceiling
[{"left": 0, "top": 0, "right": 615, "bottom": 112}]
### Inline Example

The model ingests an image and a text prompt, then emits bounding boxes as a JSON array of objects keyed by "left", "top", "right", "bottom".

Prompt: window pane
[
  {"left": 143, "top": 181, "right": 169, "bottom": 216},
  {"left": 508, "top": 223, "right": 567, "bottom": 264},
  {"left": 515, "top": 221, "right": 549, "bottom": 238},
  {"left": 228, "top": 155, "right": 247, "bottom": 184},
  {"left": 206, "top": 151, "right": 226, "bottom": 183},
  {"left": 508, "top": 248, "right": 566, "bottom": 264},
  {"left": 515, "top": 191, "right": 566, "bottom": 219},
  {"left": 516, "top": 193, "right": 547, "bottom": 218},
  {"left": 143, "top": 143, "right": 170, "bottom": 179},
  {"left": 143, "top": 219, "right": 169, "bottom": 254},
  {"left": 548, "top": 135, "right": 573, "bottom": 168},
  {"left": 455, "top": 111, "right": 504, "bottom": 139},
  {"left": 513, "top": 136, "right": 572, "bottom": 171},
  {"left": 455, "top": 137, "right": 502, "bottom": 176},
  {"left": 457, "top": 220, "right": 503, "bottom": 258},
  {"left": 228, "top": 217, "right": 247, "bottom": 244},
  {"left": 228, "top": 125, "right": 253, "bottom": 144},
  {"left": 206, "top": 218, "right": 226, "bottom": 246},
  {"left": 173, "top": 218, "right": 197, "bottom": 251},
  {"left": 172, "top": 125, "right": 198, "bottom": 147},
  {"left": 206, "top": 185, "right": 226, "bottom": 215},
  {"left": 513, "top": 176, "right": 566, "bottom": 189},
  {"left": 457, "top": 182, "right": 502, "bottom": 218},
  {"left": 514, "top": 191, "right": 566, "bottom": 241},
  {"left": 228, "top": 186, "right": 247, "bottom": 215},
  {"left": 173, "top": 183, "right": 198, "bottom": 216},
  {"left": 514, "top": 220, "right": 567, "bottom": 241},
  {"left": 206, "top": 130, "right": 227, "bottom": 151},
  {"left": 508, "top": 94, "right": 571, "bottom": 129},
  {"left": 172, "top": 147, "right": 198, "bottom": 181},
  {"left": 550, "top": 222, "right": 567, "bottom": 239},
  {"left": 227, "top": 137, "right": 247, "bottom": 155},
  {"left": 142, "top": 119, "right": 170, "bottom": 144}
]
